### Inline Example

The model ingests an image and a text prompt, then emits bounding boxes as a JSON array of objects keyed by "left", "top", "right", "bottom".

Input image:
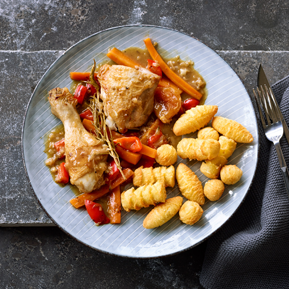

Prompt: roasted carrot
[
  {"left": 143, "top": 38, "right": 202, "bottom": 100},
  {"left": 83, "top": 119, "right": 95, "bottom": 134},
  {"left": 107, "top": 47, "right": 140, "bottom": 68},
  {"left": 70, "top": 185, "right": 109, "bottom": 209},
  {"left": 115, "top": 145, "right": 142, "bottom": 165},
  {"left": 139, "top": 144, "right": 157, "bottom": 159},
  {"left": 107, "top": 186, "right": 121, "bottom": 224},
  {"left": 70, "top": 72, "right": 98, "bottom": 81},
  {"left": 106, "top": 47, "right": 183, "bottom": 94},
  {"left": 70, "top": 168, "right": 134, "bottom": 208}
]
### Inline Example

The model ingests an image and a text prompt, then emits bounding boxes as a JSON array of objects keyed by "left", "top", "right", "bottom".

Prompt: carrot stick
[
  {"left": 143, "top": 38, "right": 202, "bottom": 100},
  {"left": 107, "top": 186, "right": 121, "bottom": 224},
  {"left": 70, "top": 168, "right": 134, "bottom": 208},
  {"left": 106, "top": 47, "right": 183, "bottom": 94},
  {"left": 70, "top": 185, "right": 109, "bottom": 209},
  {"left": 107, "top": 48, "right": 140, "bottom": 68},
  {"left": 139, "top": 144, "right": 157, "bottom": 158},
  {"left": 83, "top": 119, "right": 95, "bottom": 134},
  {"left": 70, "top": 72, "right": 97, "bottom": 81},
  {"left": 115, "top": 145, "right": 141, "bottom": 165}
]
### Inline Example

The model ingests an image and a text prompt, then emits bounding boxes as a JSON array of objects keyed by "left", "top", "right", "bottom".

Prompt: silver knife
[{"left": 258, "top": 64, "right": 289, "bottom": 144}]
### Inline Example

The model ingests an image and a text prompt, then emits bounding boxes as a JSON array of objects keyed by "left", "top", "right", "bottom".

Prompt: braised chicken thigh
[
  {"left": 48, "top": 87, "right": 108, "bottom": 193},
  {"left": 98, "top": 64, "right": 160, "bottom": 133}
]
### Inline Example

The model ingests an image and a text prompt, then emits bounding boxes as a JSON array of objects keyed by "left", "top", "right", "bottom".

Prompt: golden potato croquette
[
  {"left": 177, "top": 138, "right": 220, "bottom": 161},
  {"left": 218, "top": 136, "right": 237, "bottom": 159},
  {"left": 179, "top": 201, "right": 203, "bottom": 225},
  {"left": 121, "top": 181, "right": 166, "bottom": 212},
  {"left": 133, "top": 166, "right": 175, "bottom": 187},
  {"left": 173, "top": 105, "right": 218, "bottom": 136},
  {"left": 212, "top": 116, "right": 253, "bottom": 143},
  {"left": 176, "top": 163, "right": 205, "bottom": 205},
  {"left": 197, "top": 127, "right": 219, "bottom": 140},
  {"left": 156, "top": 144, "right": 178, "bottom": 166},
  {"left": 204, "top": 179, "right": 225, "bottom": 201},
  {"left": 143, "top": 196, "right": 183, "bottom": 229},
  {"left": 200, "top": 156, "right": 228, "bottom": 179},
  {"left": 220, "top": 165, "right": 243, "bottom": 185}
]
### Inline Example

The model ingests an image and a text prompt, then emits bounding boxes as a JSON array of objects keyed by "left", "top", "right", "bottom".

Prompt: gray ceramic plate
[{"left": 22, "top": 25, "right": 258, "bottom": 258}]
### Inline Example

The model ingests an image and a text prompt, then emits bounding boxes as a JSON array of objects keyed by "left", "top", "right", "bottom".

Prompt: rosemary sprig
[{"left": 88, "top": 60, "right": 125, "bottom": 180}]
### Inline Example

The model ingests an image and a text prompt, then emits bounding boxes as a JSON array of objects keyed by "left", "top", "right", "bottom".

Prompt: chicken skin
[
  {"left": 98, "top": 64, "right": 160, "bottom": 133},
  {"left": 48, "top": 87, "right": 108, "bottom": 193}
]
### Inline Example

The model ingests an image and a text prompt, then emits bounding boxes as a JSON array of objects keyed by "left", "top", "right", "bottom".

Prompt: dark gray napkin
[{"left": 200, "top": 76, "right": 289, "bottom": 289}]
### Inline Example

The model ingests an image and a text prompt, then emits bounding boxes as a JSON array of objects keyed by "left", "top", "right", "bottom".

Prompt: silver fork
[{"left": 253, "top": 86, "right": 289, "bottom": 196}]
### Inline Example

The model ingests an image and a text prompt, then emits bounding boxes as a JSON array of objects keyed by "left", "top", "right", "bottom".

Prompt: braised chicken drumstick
[{"left": 48, "top": 87, "right": 108, "bottom": 193}]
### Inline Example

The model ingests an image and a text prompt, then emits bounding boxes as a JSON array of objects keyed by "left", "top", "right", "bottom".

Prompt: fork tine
[
  {"left": 267, "top": 85, "right": 282, "bottom": 122},
  {"left": 257, "top": 87, "right": 271, "bottom": 126},
  {"left": 253, "top": 88, "right": 267, "bottom": 129},
  {"left": 264, "top": 84, "right": 278, "bottom": 122}
]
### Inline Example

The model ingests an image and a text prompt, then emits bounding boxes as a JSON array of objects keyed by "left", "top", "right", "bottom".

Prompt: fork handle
[{"left": 274, "top": 142, "right": 289, "bottom": 196}]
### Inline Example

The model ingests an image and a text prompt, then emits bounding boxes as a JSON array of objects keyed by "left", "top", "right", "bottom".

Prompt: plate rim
[{"left": 21, "top": 24, "right": 260, "bottom": 259}]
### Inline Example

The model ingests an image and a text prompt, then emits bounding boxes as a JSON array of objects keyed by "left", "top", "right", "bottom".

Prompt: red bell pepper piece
[
  {"left": 74, "top": 85, "right": 88, "bottom": 104},
  {"left": 54, "top": 138, "right": 65, "bottom": 152},
  {"left": 147, "top": 59, "right": 162, "bottom": 77},
  {"left": 86, "top": 83, "right": 97, "bottom": 96},
  {"left": 122, "top": 131, "right": 139, "bottom": 137},
  {"left": 147, "top": 127, "right": 162, "bottom": 148},
  {"left": 182, "top": 98, "right": 200, "bottom": 111},
  {"left": 108, "top": 160, "right": 120, "bottom": 181},
  {"left": 80, "top": 109, "right": 94, "bottom": 121},
  {"left": 113, "top": 137, "right": 142, "bottom": 153},
  {"left": 57, "top": 162, "right": 69, "bottom": 184},
  {"left": 85, "top": 200, "right": 110, "bottom": 225},
  {"left": 138, "top": 155, "right": 155, "bottom": 168}
]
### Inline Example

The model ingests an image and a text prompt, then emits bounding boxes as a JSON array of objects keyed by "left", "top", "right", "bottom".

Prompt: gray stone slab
[
  {"left": 1, "top": 0, "right": 289, "bottom": 51},
  {"left": 1, "top": 50, "right": 289, "bottom": 226},
  {"left": 0, "top": 227, "right": 205, "bottom": 288}
]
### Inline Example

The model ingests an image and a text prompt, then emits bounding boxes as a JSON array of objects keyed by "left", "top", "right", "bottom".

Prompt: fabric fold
[{"left": 200, "top": 77, "right": 289, "bottom": 289}]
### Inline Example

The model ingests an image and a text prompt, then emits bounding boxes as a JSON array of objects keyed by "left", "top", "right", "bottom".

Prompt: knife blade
[{"left": 258, "top": 64, "right": 289, "bottom": 144}]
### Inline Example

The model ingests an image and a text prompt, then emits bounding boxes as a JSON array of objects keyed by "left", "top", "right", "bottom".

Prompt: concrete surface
[
  {"left": 0, "top": 227, "right": 206, "bottom": 289},
  {"left": 1, "top": 0, "right": 289, "bottom": 288}
]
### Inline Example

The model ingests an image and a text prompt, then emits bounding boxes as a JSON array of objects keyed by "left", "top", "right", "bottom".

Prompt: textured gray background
[{"left": 1, "top": 0, "right": 289, "bottom": 288}]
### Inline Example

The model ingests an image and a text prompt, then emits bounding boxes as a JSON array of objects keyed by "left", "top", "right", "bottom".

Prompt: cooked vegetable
[
  {"left": 144, "top": 38, "right": 203, "bottom": 100},
  {"left": 107, "top": 47, "right": 141, "bottom": 68},
  {"left": 57, "top": 162, "right": 69, "bottom": 184},
  {"left": 70, "top": 168, "right": 134, "bottom": 208},
  {"left": 85, "top": 200, "right": 110, "bottom": 225},
  {"left": 154, "top": 87, "right": 181, "bottom": 123},
  {"left": 115, "top": 145, "right": 142, "bottom": 165},
  {"left": 147, "top": 59, "right": 162, "bottom": 77},
  {"left": 107, "top": 186, "right": 121, "bottom": 224},
  {"left": 182, "top": 98, "right": 200, "bottom": 111},
  {"left": 54, "top": 138, "right": 65, "bottom": 152},
  {"left": 74, "top": 84, "right": 88, "bottom": 104},
  {"left": 83, "top": 119, "right": 95, "bottom": 134},
  {"left": 70, "top": 72, "right": 97, "bottom": 81},
  {"left": 108, "top": 160, "right": 120, "bottom": 181},
  {"left": 147, "top": 127, "right": 162, "bottom": 148},
  {"left": 140, "top": 119, "right": 162, "bottom": 145},
  {"left": 113, "top": 137, "right": 142, "bottom": 153},
  {"left": 139, "top": 144, "right": 157, "bottom": 159},
  {"left": 137, "top": 155, "right": 155, "bottom": 168},
  {"left": 158, "top": 78, "right": 182, "bottom": 95},
  {"left": 79, "top": 109, "right": 94, "bottom": 121},
  {"left": 86, "top": 83, "right": 97, "bottom": 96}
]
